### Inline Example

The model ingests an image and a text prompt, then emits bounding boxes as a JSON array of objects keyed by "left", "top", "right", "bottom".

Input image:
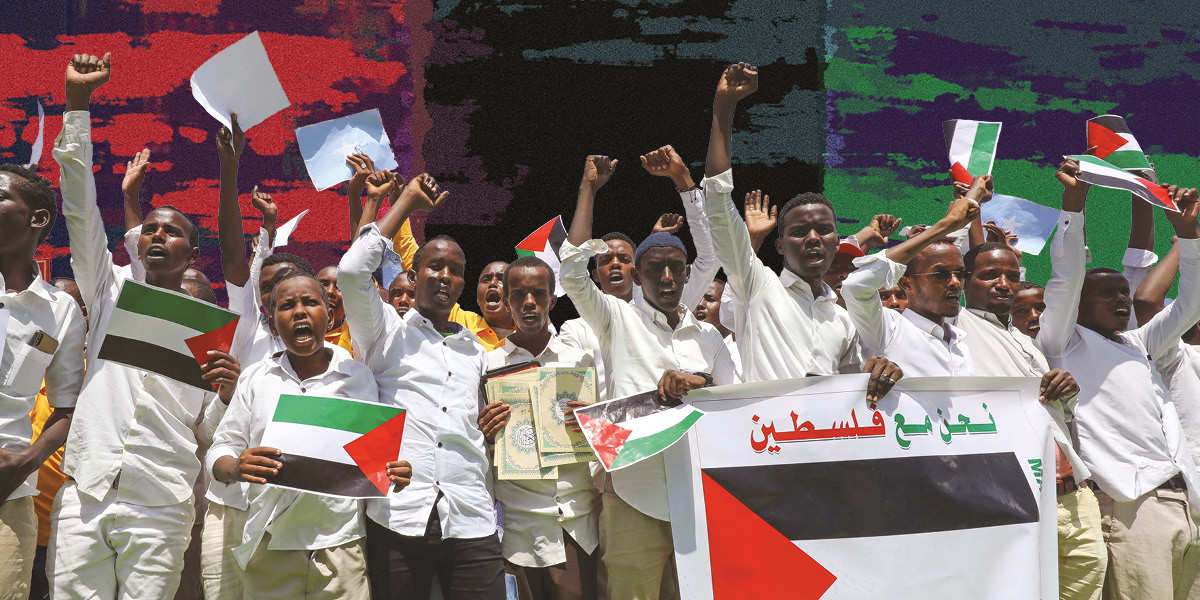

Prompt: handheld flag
[
  {"left": 943, "top": 120, "right": 1002, "bottom": 185},
  {"left": 515, "top": 216, "right": 568, "bottom": 297},
  {"left": 1087, "top": 115, "right": 1153, "bottom": 176},
  {"left": 575, "top": 390, "right": 703, "bottom": 471},
  {"left": 1066, "top": 154, "right": 1176, "bottom": 212},
  {"left": 979, "top": 194, "right": 1060, "bottom": 256},
  {"left": 260, "top": 394, "right": 407, "bottom": 498},
  {"left": 98, "top": 280, "right": 240, "bottom": 390}
]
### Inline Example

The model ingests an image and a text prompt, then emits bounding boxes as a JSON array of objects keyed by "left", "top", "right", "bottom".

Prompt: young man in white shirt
[
  {"left": 1039, "top": 158, "right": 1200, "bottom": 600},
  {"left": 0, "top": 163, "right": 86, "bottom": 598},
  {"left": 701, "top": 62, "right": 901, "bottom": 400},
  {"left": 957, "top": 242, "right": 1102, "bottom": 599},
  {"left": 481, "top": 256, "right": 599, "bottom": 600},
  {"left": 560, "top": 152, "right": 736, "bottom": 600},
  {"left": 49, "top": 52, "right": 242, "bottom": 600},
  {"left": 840, "top": 177, "right": 985, "bottom": 377},
  {"left": 209, "top": 272, "right": 394, "bottom": 599},
  {"left": 338, "top": 171, "right": 505, "bottom": 599}
]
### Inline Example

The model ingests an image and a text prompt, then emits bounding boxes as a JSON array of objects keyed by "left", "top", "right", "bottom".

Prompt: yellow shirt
[
  {"left": 394, "top": 220, "right": 506, "bottom": 352},
  {"left": 29, "top": 384, "right": 67, "bottom": 547},
  {"left": 324, "top": 321, "right": 355, "bottom": 355}
]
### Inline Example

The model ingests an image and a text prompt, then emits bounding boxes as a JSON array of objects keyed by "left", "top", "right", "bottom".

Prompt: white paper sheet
[
  {"left": 190, "top": 32, "right": 290, "bottom": 130},
  {"left": 272, "top": 209, "right": 310, "bottom": 248},
  {"left": 980, "top": 193, "right": 1060, "bottom": 256},
  {"left": 25, "top": 100, "right": 44, "bottom": 168},
  {"left": 295, "top": 108, "right": 399, "bottom": 190}
]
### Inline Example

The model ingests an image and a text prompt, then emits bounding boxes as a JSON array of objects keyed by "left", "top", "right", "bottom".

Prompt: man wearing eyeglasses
[{"left": 840, "top": 176, "right": 987, "bottom": 376}]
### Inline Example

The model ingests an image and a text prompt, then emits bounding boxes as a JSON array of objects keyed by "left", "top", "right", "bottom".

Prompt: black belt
[
  {"left": 1159, "top": 474, "right": 1188, "bottom": 491},
  {"left": 1056, "top": 476, "right": 1088, "bottom": 496}
]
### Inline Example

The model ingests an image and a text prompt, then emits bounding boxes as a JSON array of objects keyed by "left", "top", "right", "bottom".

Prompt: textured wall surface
[{"left": 3, "top": 1, "right": 1196, "bottom": 309}]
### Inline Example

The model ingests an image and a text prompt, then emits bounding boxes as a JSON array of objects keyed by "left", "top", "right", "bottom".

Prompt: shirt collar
[
  {"left": 633, "top": 293, "right": 698, "bottom": 331},
  {"left": 270, "top": 343, "right": 356, "bottom": 383},
  {"left": 903, "top": 308, "right": 967, "bottom": 345},
  {"left": 966, "top": 307, "right": 1012, "bottom": 331},
  {"left": 778, "top": 268, "right": 836, "bottom": 303},
  {"left": 408, "top": 307, "right": 473, "bottom": 343},
  {"left": 0, "top": 263, "right": 55, "bottom": 303}
]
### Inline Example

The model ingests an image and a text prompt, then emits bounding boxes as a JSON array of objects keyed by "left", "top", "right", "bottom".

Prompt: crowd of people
[{"left": 0, "top": 51, "right": 1198, "bottom": 600}]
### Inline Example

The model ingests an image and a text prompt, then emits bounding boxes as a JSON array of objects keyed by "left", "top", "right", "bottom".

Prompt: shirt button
[
  {"left": 299, "top": 387, "right": 306, "bottom": 393},
  {"left": 437, "top": 442, "right": 443, "bottom": 448},
  {"left": 442, "top": 407, "right": 447, "bottom": 412},
  {"left": 435, "top": 480, "right": 440, "bottom": 486},
  {"left": 447, "top": 371, "right": 452, "bottom": 378}
]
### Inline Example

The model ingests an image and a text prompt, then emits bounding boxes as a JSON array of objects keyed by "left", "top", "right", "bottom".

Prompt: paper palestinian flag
[
  {"left": 1066, "top": 154, "right": 1177, "bottom": 212},
  {"left": 97, "top": 279, "right": 240, "bottom": 390},
  {"left": 1087, "top": 115, "right": 1154, "bottom": 176},
  {"left": 259, "top": 394, "right": 407, "bottom": 498},
  {"left": 943, "top": 119, "right": 1002, "bottom": 185},
  {"left": 575, "top": 390, "right": 703, "bottom": 471},
  {"left": 515, "top": 216, "right": 568, "bottom": 297}
]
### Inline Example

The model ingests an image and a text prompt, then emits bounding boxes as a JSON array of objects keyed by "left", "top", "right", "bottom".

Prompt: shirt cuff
[
  {"left": 851, "top": 253, "right": 907, "bottom": 289},
  {"left": 1122, "top": 248, "right": 1159, "bottom": 269},
  {"left": 700, "top": 169, "right": 734, "bottom": 195},
  {"left": 206, "top": 447, "right": 240, "bottom": 479},
  {"left": 1058, "top": 210, "right": 1084, "bottom": 230},
  {"left": 558, "top": 239, "right": 610, "bottom": 262}
]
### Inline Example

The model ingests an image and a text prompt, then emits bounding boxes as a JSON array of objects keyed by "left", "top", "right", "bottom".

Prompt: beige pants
[
  {"left": 0, "top": 496, "right": 36, "bottom": 600},
  {"left": 200, "top": 502, "right": 246, "bottom": 600},
  {"left": 598, "top": 488, "right": 677, "bottom": 600},
  {"left": 1099, "top": 487, "right": 1200, "bottom": 600},
  {"left": 1059, "top": 486, "right": 1107, "bottom": 600},
  {"left": 242, "top": 532, "right": 369, "bottom": 599}
]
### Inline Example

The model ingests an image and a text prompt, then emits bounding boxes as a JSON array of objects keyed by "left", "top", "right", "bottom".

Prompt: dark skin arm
[
  {"left": 346, "top": 153, "right": 375, "bottom": 240},
  {"left": 1133, "top": 241, "right": 1180, "bottom": 325},
  {"left": 121, "top": 148, "right": 150, "bottom": 231},
  {"left": 744, "top": 190, "right": 776, "bottom": 252},
  {"left": 374, "top": 173, "right": 447, "bottom": 239},
  {"left": 885, "top": 176, "right": 985, "bottom": 264},
  {"left": 478, "top": 401, "right": 511, "bottom": 442},
  {"left": 216, "top": 113, "right": 250, "bottom": 286},
  {"left": 0, "top": 409, "right": 73, "bottom": 501},
  {"left": 566, "top": 155, "right": 618, "bottom": 246},
  {"left": 862, "top": 357, "right": 903, "bottom": 406},
  {"left": 705, "top": 62, "right": 758, "bottom": 178},
  {"left": 214, "top": 447, "right": 280, "bottom": 484},
  {"left": 657, "top": 369, "right": 709, "bottom": 404},
  {"left": 1039, "top": 369, "right": 1079, "bottom": 404}
]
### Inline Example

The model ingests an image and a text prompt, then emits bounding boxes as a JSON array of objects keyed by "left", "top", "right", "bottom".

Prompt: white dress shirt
[
  {"left": 226, "top": 228, "right": 283, "bottom": 367},
  {"left": 339, "top": 223, "right": 495, "bottom": 539},
  {"left": 559, "top": 238, "right": 734, "bottom": 520},
  {"left": 486, "top": 335, "right": 598, "bottom": 568},
  {"left": 956, "top": 308, "right": 1090, "bottom": 479},
  {"left": 1038, "top": 210, "right": 1200, "bottom": 507},
  {"left": 0, "top": 269, "right": 85, "bottom": 501},
  {"left": 206, "top": 344, "right": 376, "bottom": 568},
  {"left": 702, "top": 169, "right": 861, "bottom": 381},
  {"left": 55, "top": 111, "right": 226, "bottom": 506},
  {"left": 842, "top": 254, "right": 972, "bottom": 377}
]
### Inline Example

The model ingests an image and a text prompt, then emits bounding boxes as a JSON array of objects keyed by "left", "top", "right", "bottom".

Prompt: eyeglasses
[{"left": 907, "top": 269, "right": 968, "bottom": 282}]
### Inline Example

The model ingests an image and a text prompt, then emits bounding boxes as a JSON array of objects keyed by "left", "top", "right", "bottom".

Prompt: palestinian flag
[
  {"left": 259, "top": 394, "right": 407, "bottom": 498},
  {"left": 574, "top": 390, "right": 703, "bottom": 471},
  {"left": 515, "top": 216, "right": 568, "bottom": 297},
  {"left": 98, "top": 279, "right": 240, "bottom": 390},
  {"left": 1087, "top": 115, "right": 1154, "bottom": 175},
  {"left": 1066, "top": 154, "right": 1177, "bottom": 212},
  {"left": 943, "top": 119, "right": 1002, "bottom": 185}
]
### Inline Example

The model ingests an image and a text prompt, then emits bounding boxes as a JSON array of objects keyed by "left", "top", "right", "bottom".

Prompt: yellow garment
[
  {"left": 28, "top": 385, "right": 67, "bottom": 547},
  {"left": 324, "top": 321, "right": 355, "bottom": 355},
  {"left": 394, "top": 219, "right": 506, "bottom": 352}
]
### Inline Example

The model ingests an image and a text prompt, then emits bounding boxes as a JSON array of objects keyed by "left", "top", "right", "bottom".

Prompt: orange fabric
[
  {"left": 324, "top": 321, "right": 355, "bottom": 355},
  {"left": 28, "top": 385, "right": 67, "bottom": 547}
]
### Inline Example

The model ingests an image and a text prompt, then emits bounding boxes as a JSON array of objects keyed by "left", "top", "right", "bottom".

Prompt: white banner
[{"left": 665, "top": 375, "right": 1056, "bottom": 600}]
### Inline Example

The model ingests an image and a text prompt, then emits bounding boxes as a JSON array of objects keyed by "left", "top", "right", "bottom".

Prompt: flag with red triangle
[
  {"left": 1067, "top": 154, "right": 1176, "bottom": 212},
  {"left": 1087, "top": 115, "right": 1154, "bottom": 176},
  {"left": 260, "top": 394, "right": 407, "bottom": 498},
  {"left": 515, "top": 216, "right": 568, "bottom": 297},
  {"left": 943, "top": 119, "right": 1002, "bottom": 185}
]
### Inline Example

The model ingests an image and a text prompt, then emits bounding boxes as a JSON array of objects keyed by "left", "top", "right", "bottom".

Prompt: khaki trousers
[
  {"left": 1058, "top": 486, "right": 1107, "bottom": 600},
  {"left": 243, "top": 532, "right": 369, "bottom": 600},
  {"left": 1098, "top": 487, "right": 1200, "bottom": 600},
  {"left": 200, "top": 502, "right": 246, "bottom": 600},
  {"left": 598, "top": 488, "right": 677, "bottom": 600},
  {"left": 0, "top": 496, "right": 36, "bottom": 600}
]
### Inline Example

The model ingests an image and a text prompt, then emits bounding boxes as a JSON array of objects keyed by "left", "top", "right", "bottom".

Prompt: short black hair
[
  {"left": 262, "top": 252, "right": 315, "bottom": 277},
  {"left": 905, "top": 238, "right": 960, "bottom": 273},
  {"left": 591, "top": 232, "right": 636, "bottom": 271},
  {"left": 504, "top": 255, "right": 555, "bottom": 295},
  {"left": 412, "top": 234, "right": 464, "bottom": 271},
  {"left": 146, "top": 205, "right": 199, "bottom": 249},
  {"left": 182, "top": 278, "right": 218, "bottom": 305},
  {"left": 776, "top": 192, "right": 836, "bottom": 236},
  {"left": 963, "top": 242, "right": 1017, "bottom": 273},
  {"left": 1017, "top": 281, "right": 1044, "bottom": 292},
  {"left": 0, "top": 164, "right": 57, "bottom": 244},
  {"left": 267, "top": 271, "right": 328, "bottom": 311}
]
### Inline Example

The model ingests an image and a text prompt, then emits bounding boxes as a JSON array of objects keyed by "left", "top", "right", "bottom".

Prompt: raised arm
[
  {"left": 566, "top": 155, "right": 617, "bottom": 246},
  {"left": 561, "top": 156, "right": 623, "bottom": 336},
  {"left": 345, "top": 152, "right": 374, "bottom": 240},
  {"left": 1122, "top": 190, "right": 1158, "bottom": 328},
  {"left": 1133, "top": 241, "right": 1180, "bottom": 325},
  {"left": 705, "top": 62, "right": 757, "bottom": 179},
  {"left": 883, "top": 177, "right": 983, "bottom": 265},
  {"left": 55, "top": 52, "right": 115, "bottom": 307},
  {"left": 1037, "top": 158, "right": 1090, "bottom": 358},
  {"left": 215, "top": 114, "right": 250, "bottom": 286},
  {"left": 743, "top": 190, "right": 776, "bottom": 253},
  {"left": 121, "top": 148, "right": 150, "bottom": 231},
  {"left": 641, "top": 144, "right": 717, "bottom": 309},
  {"left": 854, "top": 213, "right": 903, "bottom": 252},
  {"left": 1131, "top": 187, "right": 1200, "bottom": 358}
]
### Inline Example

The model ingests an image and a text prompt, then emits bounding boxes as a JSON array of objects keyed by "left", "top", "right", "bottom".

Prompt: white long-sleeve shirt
[
  {"left": 486, "top": 336, "right": 598, "bottom": 568},
  {"left": 702, "top": 169, "right": 861, "bottom": 381},
  {"left": 842, "top": 254, "right": 972, "bottom": 377},
  {"left": 1038, "top": 210, "right": 1200, "bottom": 507},
  {"left": 956, "top": 308, "right": 1089, "bottom": 479},
  {"left": 206, "top": 344, "right": 375, "bottom": 568},
  {"left": 0, "top": 269, "right": 85, "bottom": 501},
  {"left": 339, "top": 223, "right": 495, "bottom": 539},
  {"left": 559, "top": 238, "right": 734, "bottom": 520},
  {"left": 55, "top": 110, "right": 226, "bottom": 506}
]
